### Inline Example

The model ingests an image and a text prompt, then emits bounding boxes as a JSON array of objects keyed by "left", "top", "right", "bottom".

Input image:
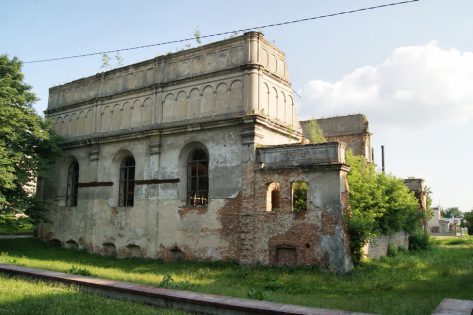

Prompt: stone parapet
[
  {"left": 256, "top": 142, "right": 346, "bottom": 169},
  {"left": 47, "top": 32, "right": 289, "bottom": 110},
  {"left": 46, "top": 32, "right": 300, "bottom": 142}
]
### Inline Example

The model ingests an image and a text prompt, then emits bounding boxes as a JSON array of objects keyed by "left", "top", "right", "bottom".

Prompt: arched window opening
[
  {"left": 119, "top": 156, "right": 135, "bottom": 207},
  {"left": 187, "top": 149, "right": 208, "bottom": 206},
  {"left": 266, "top": 182, "right": 280, "bottom": 211},
  {"left": 271, "top": 189, "right": 280, "bottom": 209},
  {"left": 292, "top": 181, "right": 308, "bottom": 212},
  {"left": 66, "top": 161, "right": 79, "bottom": 207}
]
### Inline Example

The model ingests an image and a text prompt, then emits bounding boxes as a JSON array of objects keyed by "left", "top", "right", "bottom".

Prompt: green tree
[
  {"left": 376, "top": 173, "right": 420, "bottom": 234},
  {"left": 305, "top": 118, "right": 326, "bottom": 143},
  {"left": 461, "top": 210, "right": 473, "bottom": 235},
  {"left": 0, "top": 55, "right": 61, "bottom": 223},
  {"left": 345, "top": 150, "right": 421, "bottom": 263},
  {"left": 423, "top": 186, "right": 434, "bottom": 222},
  {"left": 441, "top": 207, "right": 462, "bottom": 218}
]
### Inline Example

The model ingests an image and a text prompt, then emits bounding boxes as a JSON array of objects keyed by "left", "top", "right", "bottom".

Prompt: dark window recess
[
  {"left": 119, "top": 156, "right": 135, "bottom": 207},
  {"left": 187, "top": 149, "right": 208, "bottom": 206},
  {"left": 266, "top": 182, "right": 280, "bottom": 211},
  {"left": 271, "top": 189, "right": 280, "bottom": 210},
  {"left": 276, "top": 245, "right": 297, "bottom": 266},
  {"left": 66, "top": 161, "right": 79, "bottom": 207}
]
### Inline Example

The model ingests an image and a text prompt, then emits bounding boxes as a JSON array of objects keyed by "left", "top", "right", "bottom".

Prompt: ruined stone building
[
  {"left": 39, "top": 32, "right": 353, "bottom": 272},
  {"left": 301, "top": 114, "right": 372, "bottom": 162}
]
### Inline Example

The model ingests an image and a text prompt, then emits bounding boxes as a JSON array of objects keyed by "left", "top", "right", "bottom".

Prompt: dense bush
[
  {"left": 409, "top": 229, "right": 431, "bottom": 250},
  {"left": 345, "top": 151, "right": 422, "bottom": 263},
  {"left": 387, "top": 244, "right": 399, "bottom": 257},
  {"left": 461, "top": 210, "right": 473, "bottom": 235}
]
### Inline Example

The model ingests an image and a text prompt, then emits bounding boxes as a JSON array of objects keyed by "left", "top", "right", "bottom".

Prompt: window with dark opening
[
  {"left": 66, "top": 161, "right": 79, "bottom": 207},
  {"left": 292, "top": 181, "right": 308, "bottom": 212},
  {"left": 187, "top": 149, "right": 208, "bottom": 206},
  {"left": 119, "top": 156, "right": 135, "bottom": 207},
  {"left": 266, "top": 182, "right": 280, "bottom": 211}
]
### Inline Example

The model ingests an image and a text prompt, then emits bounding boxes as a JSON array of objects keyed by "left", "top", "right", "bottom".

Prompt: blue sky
[{"left": 2, "top": 0, "right": 472, "bottom": 211}]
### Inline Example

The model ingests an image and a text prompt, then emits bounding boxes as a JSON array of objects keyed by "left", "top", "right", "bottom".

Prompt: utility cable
[{"left": 24, "top": 0, "right": 420, "bottom": 64}]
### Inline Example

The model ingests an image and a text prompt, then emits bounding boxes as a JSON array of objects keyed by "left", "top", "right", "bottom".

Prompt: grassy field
[
  {"left": 0, "top": 237, "right": 472, "bottom": 315},
  {"left": 0, "top": 215, "right": 34, "bottom": 235},
  {"left": 0, "top": 274, "right": 188, "bottom": 315}
]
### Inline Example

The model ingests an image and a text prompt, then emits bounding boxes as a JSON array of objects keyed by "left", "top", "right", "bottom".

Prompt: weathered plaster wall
[
  {"left": 362, "top": 231, "right": 409, "bottom": 259},
  {"left": 39, "top": 137, "right": 353, "bottom": 271},
  {"left": 47, "top": 32, "right": 301, "bottom": 140},
  {"left": 40, "top": 125, "right": 244, "bottom": 261},
  {"left": 314, "top": 114, "right": 369, "bottom": 136},
  {"left": 39, "top": 32, "right": 353, "bottom": 271}
]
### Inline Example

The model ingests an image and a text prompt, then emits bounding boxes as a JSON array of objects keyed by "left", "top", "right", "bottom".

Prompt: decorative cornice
[
  {"left": 258, "top": 163, "right": 350, "bottom": 172},
  {"left": 59, "top": 114, "right": 302, "bottom": 150},
  {"left": 45, "top": 67, "right": 291, "bottom": 115}
]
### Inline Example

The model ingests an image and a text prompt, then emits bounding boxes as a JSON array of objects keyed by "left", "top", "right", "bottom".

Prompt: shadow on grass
[
  {"left": 0, "top": 274, "right": 187, "bottom": 315},
  {"left": 0, "top": 215, "right": 34, "bottom": 235}
]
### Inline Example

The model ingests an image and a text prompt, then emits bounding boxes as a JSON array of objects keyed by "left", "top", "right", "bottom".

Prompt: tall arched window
[
  {"left": 187, "top": 149, "right": 208, "bottom": 206},
  {"left": 66, "top": 161, "right": 79, "bottom": 207},
  {"left": 119, "top": 156, "right": 135, "bottom": 207}
]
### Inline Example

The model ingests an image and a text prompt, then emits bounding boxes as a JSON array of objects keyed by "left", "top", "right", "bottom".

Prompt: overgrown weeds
[
  {"left": 67, "top": 265, "right": 92, "bottom": 276},
  {"left": 0, "top": 274, "right": 188, "bottom": 314},
  {"left": 0, "top": 214, "right": 33, "bottom": 235},
  {"left": 409, "top": 230, "right": 432, "bottom": 250},
  {"left": 0, "top": 237, "right": 472, "bottom": 315}
]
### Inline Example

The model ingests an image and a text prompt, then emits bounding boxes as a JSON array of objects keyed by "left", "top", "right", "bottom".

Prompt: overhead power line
[{"left": 24, "top": 0, "right": 420, "bottom": 64}]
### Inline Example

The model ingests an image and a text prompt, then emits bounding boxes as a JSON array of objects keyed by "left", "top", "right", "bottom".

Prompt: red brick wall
[{"left": 238, "top": 160, "right": 353, "bottom": 271}]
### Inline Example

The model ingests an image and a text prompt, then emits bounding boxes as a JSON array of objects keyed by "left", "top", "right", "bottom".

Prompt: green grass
[
  {"left": 434, "top": 236, "right": 473, "bottom": 246},
  {"left": 0, "top": 237, "right": 472, "bottom": 315},
  {"left": 0, "top": 215, "right": 34, "bottom": 235},
  {"left": 0, "top": 274, "right": 188, "bottom": 315}
]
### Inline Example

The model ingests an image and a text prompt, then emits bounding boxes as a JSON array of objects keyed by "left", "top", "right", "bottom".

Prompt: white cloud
[{"left": 299, "top": 42, "right": 473, "bottom": 132}]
